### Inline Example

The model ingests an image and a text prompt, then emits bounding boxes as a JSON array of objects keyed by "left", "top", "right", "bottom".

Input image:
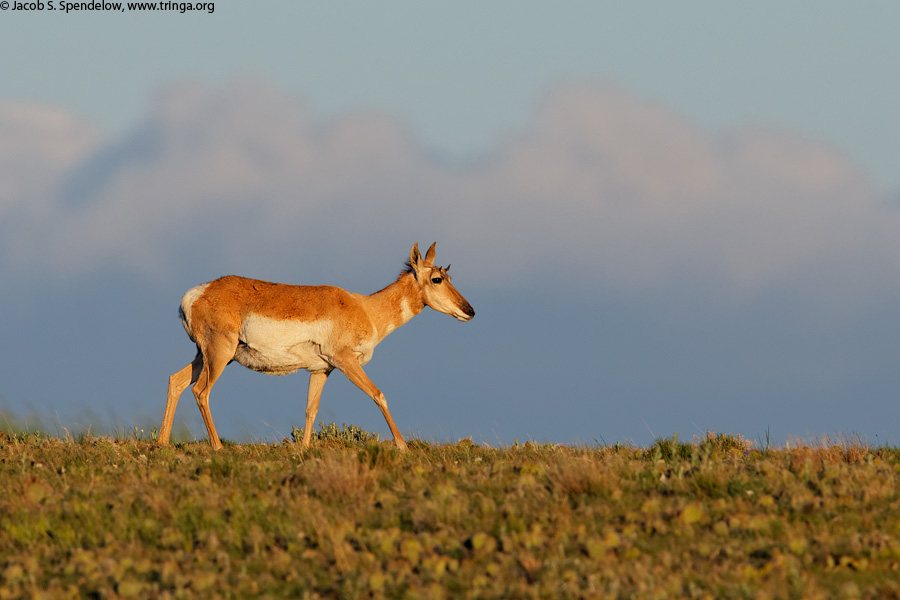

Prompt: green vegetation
[{"left": 2, "top": 428, "right": 900, "bottom": 598}]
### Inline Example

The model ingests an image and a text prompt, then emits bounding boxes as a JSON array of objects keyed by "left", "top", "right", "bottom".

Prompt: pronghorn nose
[{"left": 463, "top": 302, "right": 475, "bottom": 318}]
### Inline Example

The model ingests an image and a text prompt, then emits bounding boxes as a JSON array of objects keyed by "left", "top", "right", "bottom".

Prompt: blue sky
[{"left": 2, "top": 2, "right": 900, "bottom": 446}]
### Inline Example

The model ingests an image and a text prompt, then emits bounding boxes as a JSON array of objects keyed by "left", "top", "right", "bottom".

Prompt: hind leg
[
  {"left": 159, "top": 351, "right": 203, "bottom": 445},
  {"left": 301, "top": 369, "right": 332, "bottom": 447},
  {"left": 191, "top": 337, "right": 236, "bottom": 450}
]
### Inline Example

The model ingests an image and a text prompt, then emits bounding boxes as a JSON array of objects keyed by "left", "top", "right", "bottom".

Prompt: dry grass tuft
[{"left": 287, "top": 450, "right": 375, "bottom": 501}]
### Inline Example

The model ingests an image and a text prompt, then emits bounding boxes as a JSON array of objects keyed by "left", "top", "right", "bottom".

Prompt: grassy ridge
[{"left": 2, "top": 430, "right": 900, "bottom": 599}]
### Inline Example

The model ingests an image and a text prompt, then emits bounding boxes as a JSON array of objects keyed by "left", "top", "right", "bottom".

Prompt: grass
[{"left": 1, "top": 428, "right": 900, "bottom": 598}]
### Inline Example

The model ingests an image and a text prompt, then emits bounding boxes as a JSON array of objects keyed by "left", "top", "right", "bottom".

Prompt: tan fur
[{"left": 158, "top": 242, "right": 474, "bottom": 451}]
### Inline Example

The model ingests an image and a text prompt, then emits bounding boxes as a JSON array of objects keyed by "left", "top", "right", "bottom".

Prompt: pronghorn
[{"left": 158, "top": 242, "right": 474, "bottom": 451}]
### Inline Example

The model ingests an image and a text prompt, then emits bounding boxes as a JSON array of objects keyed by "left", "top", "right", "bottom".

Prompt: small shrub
[
  {"left": 698, "top": 431, "right": 753, "bottom": 456},
  {"left": 291, "top": 422, "right": 380, "bottom": 446},
  {"left": 651, "top": 434, "right": 694, "bottom": 462}
]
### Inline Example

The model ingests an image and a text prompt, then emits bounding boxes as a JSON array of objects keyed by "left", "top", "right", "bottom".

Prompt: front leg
[
  {"left": 301, "top": 370, "right": 331, "bottom": 448},
  {"left": 330, "top": 350, "right": 409, "bottom": 452}
]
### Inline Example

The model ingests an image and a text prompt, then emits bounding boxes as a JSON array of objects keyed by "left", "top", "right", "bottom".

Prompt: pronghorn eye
[{"left": 431, "top": 277, "right": 443, "bottom": 284}]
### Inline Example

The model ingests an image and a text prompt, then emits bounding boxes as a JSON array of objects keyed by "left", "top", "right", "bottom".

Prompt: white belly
[{"left": 233, "top": 315, "right": 333, "bottom": 375}]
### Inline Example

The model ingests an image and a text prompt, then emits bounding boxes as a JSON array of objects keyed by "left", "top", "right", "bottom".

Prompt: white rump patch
[
  {"left": 180, "top": 282, "right": 210, "bottom": 335},
  {"left": 233, "top": 314, "right": 334, "bottom": 375}
]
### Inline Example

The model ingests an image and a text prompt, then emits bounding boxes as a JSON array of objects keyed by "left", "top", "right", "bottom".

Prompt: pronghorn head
[{"left": 409, "top": 242, "right": 475, "bottom": 322}]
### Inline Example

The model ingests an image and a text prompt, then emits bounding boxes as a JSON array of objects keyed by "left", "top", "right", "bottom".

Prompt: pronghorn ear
[
  {"left": 410, "top": 243, "right": 423, "bottom": 270},
  {"left": 423, "top": 242, "right": 437, "bottom": 268}
]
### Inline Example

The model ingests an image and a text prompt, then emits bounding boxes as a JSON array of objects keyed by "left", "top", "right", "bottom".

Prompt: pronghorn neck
[{"left": 366, "top": 272, "right": 426, "bottom": 341}]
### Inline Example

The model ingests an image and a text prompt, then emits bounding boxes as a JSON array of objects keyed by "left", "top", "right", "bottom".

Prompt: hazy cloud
[
  {"left": 0, "top": 103, "right": 101, "bottom": 215},
  {"left": 3, "top": 80, "right": 898, "bottom": 312}
]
